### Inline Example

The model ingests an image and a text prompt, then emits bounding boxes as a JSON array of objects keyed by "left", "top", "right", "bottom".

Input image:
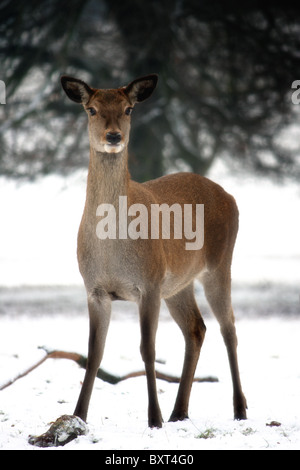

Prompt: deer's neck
[{"left": 85, "top": 147, "right": 130, "bottom": 212}]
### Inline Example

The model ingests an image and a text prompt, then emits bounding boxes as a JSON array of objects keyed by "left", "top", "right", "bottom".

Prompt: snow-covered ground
[
  {"left": 0, "top": 163, "right": 299, "bottom": 450},
  {"left": 0, "top": 297, "right": 299, "bottom": 450}
]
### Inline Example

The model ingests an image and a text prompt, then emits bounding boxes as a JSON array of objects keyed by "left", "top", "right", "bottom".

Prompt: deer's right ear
[{"left": 61, "top": 76, "right": 94, "bottom": 104}]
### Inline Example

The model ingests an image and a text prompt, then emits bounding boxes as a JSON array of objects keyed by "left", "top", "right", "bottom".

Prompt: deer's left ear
[{"left": 125, "top": 74, "right": 158, "bottom": 104}]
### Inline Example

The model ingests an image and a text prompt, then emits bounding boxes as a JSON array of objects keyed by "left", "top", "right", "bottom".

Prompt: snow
[
  {"left": 0, "top": 163, "right": 299, "bottom": 450},
  {"left": 0, "top": 300, "right": 300, "bottom": 450}
]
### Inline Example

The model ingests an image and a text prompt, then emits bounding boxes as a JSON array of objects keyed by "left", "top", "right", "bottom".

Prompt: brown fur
[{"left": 61, "top": 74, "right": 247, "bottom": 428}]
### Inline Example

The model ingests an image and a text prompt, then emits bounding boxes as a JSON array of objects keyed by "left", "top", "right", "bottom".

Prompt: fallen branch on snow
[{"left": 0, "top": 346, "right": 218, "bottom": 391}]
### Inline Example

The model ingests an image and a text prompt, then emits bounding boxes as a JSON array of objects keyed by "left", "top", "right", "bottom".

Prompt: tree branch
[{"left": 0, "top": 346, "right": 218, "bottom": 391}]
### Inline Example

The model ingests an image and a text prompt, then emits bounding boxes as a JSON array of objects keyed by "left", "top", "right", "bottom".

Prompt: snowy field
[
  {"left": 0, "top": 288, "right": 299, "bottom": 450},
  {"left": 0, "top": 163, "right": 299, "bottom": 450}
]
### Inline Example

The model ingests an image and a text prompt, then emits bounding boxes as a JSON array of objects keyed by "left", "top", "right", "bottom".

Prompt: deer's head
[{"left": 61, "top": 74, "right": 158, "bottom": 154}]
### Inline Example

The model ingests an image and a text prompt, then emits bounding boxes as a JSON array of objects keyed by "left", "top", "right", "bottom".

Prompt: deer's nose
[{"left": 106, "top": 132, "right": 122, "bottom": 145}]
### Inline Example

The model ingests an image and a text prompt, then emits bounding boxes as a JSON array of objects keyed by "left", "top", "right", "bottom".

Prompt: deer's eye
[
  {"left": 87, "top": 107, "right": 96, "bottom": 116},
  {"left": 125, "top": 107, "right": 133, "bottom": 116}
]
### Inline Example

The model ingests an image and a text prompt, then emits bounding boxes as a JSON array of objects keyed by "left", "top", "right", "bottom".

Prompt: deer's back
[{"left": 141, "top": 172, "right": 239, "bottom": 273}]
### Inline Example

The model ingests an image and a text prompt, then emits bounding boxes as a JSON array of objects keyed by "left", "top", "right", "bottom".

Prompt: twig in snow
[{"left": 0, "top": 346, "right": 218, "bottom": 390}]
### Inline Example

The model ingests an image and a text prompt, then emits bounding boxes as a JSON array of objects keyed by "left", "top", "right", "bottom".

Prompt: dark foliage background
[{"left": 1, "top": 0, "right": 300, "bottom": 181}]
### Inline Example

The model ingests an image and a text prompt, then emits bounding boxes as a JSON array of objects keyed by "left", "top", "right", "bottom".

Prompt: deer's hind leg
[
  {"left": 165, "top": 283, "right": 206, "bottom": 422},
  {"left": 202, "top": 267, "right": 247, "bottom": 420}
]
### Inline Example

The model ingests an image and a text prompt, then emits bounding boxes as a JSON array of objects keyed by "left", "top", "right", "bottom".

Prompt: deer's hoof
[
  {"left": 168, "top": 412, "right": 189, "bottom": 423},
  {"left": 28, "top": 414, "right": 87, "bottom": 447},
  {"left": 148, "top": 415, "right": 163, "bottom": 429},
  {"left": 234, "top": 395, "right": 248, "bottom": 421}
]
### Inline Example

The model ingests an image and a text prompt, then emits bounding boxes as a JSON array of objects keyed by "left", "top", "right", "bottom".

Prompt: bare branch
[{"left": 0, "top": 346, "right": 218, "bottom": 391}]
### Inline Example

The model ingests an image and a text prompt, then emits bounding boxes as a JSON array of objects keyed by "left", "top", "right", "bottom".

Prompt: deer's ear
[
  {"left": 125, "top": 74, "right": 158, "bottom": 104},
  {"left": 61, "top": 76, "right": 94, "bottom": 104}
]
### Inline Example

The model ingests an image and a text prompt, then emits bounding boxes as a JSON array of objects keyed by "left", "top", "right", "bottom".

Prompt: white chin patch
[{"left": 104, "top": 143, "right": 124, "bottom": 154}]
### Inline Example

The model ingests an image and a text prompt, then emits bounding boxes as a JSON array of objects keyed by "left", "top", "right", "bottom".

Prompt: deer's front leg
[
  {"left": 74, "top": 291, "right": 112, "bottom": 421},
  {"left": 29, "top": 290, "right": 111, "bottom": 447},
  {"left": 139, "top": 290, "right": 163, "bottom": 428}
]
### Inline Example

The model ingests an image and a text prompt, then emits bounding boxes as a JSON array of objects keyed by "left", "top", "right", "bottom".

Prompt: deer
[{"left": 29, "top": 74, "right": 247, "bottom": 447}]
